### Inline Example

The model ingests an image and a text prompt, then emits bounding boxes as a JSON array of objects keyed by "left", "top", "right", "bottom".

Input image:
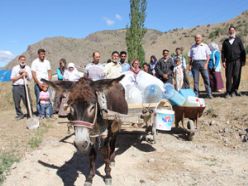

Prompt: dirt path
[
  {"left": 3, "top": 128, "right": 248, "bottom": 186},
  {"left": 2, "top": 95, "right": 248, "bottom": 186}
]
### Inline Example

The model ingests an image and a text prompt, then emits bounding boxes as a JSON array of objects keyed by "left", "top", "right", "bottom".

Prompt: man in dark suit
[
  {"left": 222, "top": 26, "right": 246, "bottom": 98},
  {"left": 155, "top": 49, "right": 174, "bottom": 84}
]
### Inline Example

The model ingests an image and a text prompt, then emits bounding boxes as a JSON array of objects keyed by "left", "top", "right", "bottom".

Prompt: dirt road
[{"left": 2, "top": 93, "right": 248, "bottom": 186}]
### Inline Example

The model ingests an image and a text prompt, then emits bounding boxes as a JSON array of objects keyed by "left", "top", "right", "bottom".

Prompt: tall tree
[{"left": 126, "top": 0, "right": 147, "bottom": 64}]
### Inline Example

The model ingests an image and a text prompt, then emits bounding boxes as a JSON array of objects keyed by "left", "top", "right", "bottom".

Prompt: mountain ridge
[{"left": 5, "top": 10, "right": 248, "bottom": 71}]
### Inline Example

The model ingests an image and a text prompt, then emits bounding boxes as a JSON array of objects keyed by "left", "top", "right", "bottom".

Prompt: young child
[
  {"left": 173, "top": 57, "right": 184, "bottom": 91},
  {"left": 39, "top": 83, "right": 53, "bottom": 119}
]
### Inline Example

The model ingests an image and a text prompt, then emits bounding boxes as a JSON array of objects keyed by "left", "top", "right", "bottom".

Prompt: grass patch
[
  {"left": 0, "top": 152, "right": 19, "bottom": 184},
  {"left": 28, "top": 125, "right": 48, "bottom": 149}
]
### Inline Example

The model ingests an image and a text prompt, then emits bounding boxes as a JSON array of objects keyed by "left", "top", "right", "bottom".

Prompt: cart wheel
[{"left": 187, "top": 120, "right": 195, "bottom": 141}]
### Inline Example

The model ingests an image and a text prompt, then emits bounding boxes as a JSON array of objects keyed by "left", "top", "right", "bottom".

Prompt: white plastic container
[
  {"left": 154, "top": 100, "right": 175, "bottom": 131},
  {"left": 183, "top": 96, "right": 205, "bottom": 107},
  {"left": 126, "top": 85, "right": 142, "bottom": 104}
]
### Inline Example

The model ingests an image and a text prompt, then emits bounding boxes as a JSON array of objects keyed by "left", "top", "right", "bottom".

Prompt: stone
[
  {"left": 139, "top": 179, "right": 146, "bottom": 184},
  {"left": 148, "top": 158, "right": 155, "bottom": 163},
  {"left": 209, "top": 120, "right": 216, "bottom": 126}
]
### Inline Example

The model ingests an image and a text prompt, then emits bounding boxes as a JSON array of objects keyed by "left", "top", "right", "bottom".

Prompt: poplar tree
[{"left": 126, "top": 0, "right": 147, "bottom": 64}]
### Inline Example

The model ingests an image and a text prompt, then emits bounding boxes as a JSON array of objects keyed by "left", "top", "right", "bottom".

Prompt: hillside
[{"left": 5, "top": 11, "right": 248, "bottom": 71}]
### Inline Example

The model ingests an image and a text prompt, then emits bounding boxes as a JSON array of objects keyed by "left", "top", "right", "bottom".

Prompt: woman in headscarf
[
  {"left": 149, "top": 55, "right": 158, "bottom": 76},
  {"left": 63, "top": 63, "right": 81, "bottom": 81},
  {"left": 142, "top": 62, "right": 153, "bottom": 75},
  {"left": 208, "top": 42, "right": 224, "bottom": 92}
]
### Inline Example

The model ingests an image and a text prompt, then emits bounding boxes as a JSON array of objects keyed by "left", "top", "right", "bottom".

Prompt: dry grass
[{"left": 0, "top": 82, "right": 36, "bottom": 112}]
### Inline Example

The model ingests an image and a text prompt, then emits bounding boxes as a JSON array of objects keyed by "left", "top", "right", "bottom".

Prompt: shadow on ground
[{"left": 38, "top": 130, "right": 156, "bottom": 185}]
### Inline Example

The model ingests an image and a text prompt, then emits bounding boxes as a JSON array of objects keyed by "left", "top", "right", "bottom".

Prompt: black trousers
[
  {"left": 225, "top": 59, "right": 242, "bottom": 94},
  {"left": 12, "top": 85, "right": 32, "bottom": 117}
]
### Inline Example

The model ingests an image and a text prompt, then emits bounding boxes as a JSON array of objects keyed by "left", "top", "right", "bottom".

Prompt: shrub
[{"left": 208, "top": 28, "right": 222, "bottom": 40}]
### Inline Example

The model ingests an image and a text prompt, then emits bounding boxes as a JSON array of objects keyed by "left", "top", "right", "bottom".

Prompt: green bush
[{"left": 208, "top": 28, "right": 222, "bottom": 40}]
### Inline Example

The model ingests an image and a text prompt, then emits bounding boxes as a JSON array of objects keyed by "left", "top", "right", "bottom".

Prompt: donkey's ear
[
  {"left": 41, "top": 79, "right": 75, "bottom": 92},
  {"left": 92, "top": 75, "right": 125, "bottom": 90}
]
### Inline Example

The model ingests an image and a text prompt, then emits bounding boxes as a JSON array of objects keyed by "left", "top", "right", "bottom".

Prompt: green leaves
[{"left": 126, "top": 0, "right": 147, "bottom": 64}]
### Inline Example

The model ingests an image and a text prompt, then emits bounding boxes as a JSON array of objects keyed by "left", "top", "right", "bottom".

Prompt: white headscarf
[{"left": 208, "top": 42, "right": 219, "bottom": 51}]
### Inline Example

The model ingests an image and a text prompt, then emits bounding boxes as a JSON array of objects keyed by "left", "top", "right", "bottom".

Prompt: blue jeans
[
  {"left": 40, "top": 103, "right": 53, "bottom": 117},
  {"left": 34, "top": 84, "right": 41, "bottom": 115},
  {"left": 191, "top": 60, "right": 212, "bottom": 97}
]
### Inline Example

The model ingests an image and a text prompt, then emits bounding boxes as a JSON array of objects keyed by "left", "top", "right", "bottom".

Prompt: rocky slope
[{"left": 5, "top": 11, "right": 248, "bottom": 71}]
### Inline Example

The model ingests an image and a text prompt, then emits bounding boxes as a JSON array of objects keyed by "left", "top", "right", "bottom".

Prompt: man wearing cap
[
  {"left": 222, "top": 26, "right": 246, "bottom": 98},
  {"left": 11, "top": 55, "right": 32, "bottom": 120},
  {"left": 84, "top": 51, "right": 105, "bottom": 81},
  {"left": 189, "top": 34, "right": 213, "bottom": 98},
  {"left": 31, "top": 49, "right": 52, "bottom": 115}
]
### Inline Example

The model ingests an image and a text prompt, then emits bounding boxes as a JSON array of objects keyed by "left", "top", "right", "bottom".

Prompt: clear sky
[{"left": 0, "top": 0, "right": 248, "bottom": 67}]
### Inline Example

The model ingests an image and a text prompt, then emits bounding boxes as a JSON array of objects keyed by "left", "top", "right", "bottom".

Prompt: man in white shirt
[
  {"left": 31, "top": 49, "right": 52, "bottom": 115},
  {"left": 104, "top": 51, "right": 122, "bottom": 78},
  {"left": 11, "top": 55, "right": 32, "bottom": 120},
  {"left": 84, "top": 52, "right": 105, "bottom": 81},
  {"left": 189, "top": 34, "right": 212, "bottom": 98}
]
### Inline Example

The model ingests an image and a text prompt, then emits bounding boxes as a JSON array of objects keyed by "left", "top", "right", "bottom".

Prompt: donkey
[{"left": 42, "top": 75, "right": 128, "bottom": 186}]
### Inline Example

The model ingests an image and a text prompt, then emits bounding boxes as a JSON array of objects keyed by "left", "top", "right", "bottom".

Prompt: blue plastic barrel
[
  {"left": 163, "top": 83, "right": 185, "bottom": 106},
  {"left": 179, "top": 89, "right": 196, "bottom": 98},
  {"left": 143, "top": 84, "right": 163, "bottom": 103}
]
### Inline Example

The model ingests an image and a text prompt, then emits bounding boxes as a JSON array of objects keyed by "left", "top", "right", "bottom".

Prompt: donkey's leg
[
  {"left": 101, "top": 138, "right": 112, "bottom": 185},
  {"left": 109, "top": 134, "right": 116, "bottom": 167},
  {"left": 85, "top": 146, "right": 97, "bottom": 186}
]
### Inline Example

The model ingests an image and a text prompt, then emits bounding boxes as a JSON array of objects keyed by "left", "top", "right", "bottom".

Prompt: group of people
[
  {"left": 144, "top": 26, "right": 246, "bottom": 99},
  {"left": 11, "top": 49, "right": 53, "bottom": 120},
  {"left": 189, "top": 26, "right": 246, "bottom": 98},
  {"left": 10, "top": 25, "right": 246, "bottom": 120}
]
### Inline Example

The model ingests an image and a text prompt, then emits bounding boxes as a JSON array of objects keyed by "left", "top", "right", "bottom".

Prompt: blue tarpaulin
[{"left": 0, "top": 70, "right": 11, "bottom": 82}]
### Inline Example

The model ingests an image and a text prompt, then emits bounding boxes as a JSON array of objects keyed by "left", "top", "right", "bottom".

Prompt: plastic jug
[
  {"left": 163, "top": 83, "right": 185, "bottom": 106},
  {"left": 143, "top": 84, "right": 163, "bottom": 103},
  {"left": 126, "top": 85, "right": 142, "bottom": 104},
  {"left": 183, "top": 96, "right": 205, "bottom": 107},
  {"left": 179, "top": 89, "right": 196, "bottom": 98}
]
